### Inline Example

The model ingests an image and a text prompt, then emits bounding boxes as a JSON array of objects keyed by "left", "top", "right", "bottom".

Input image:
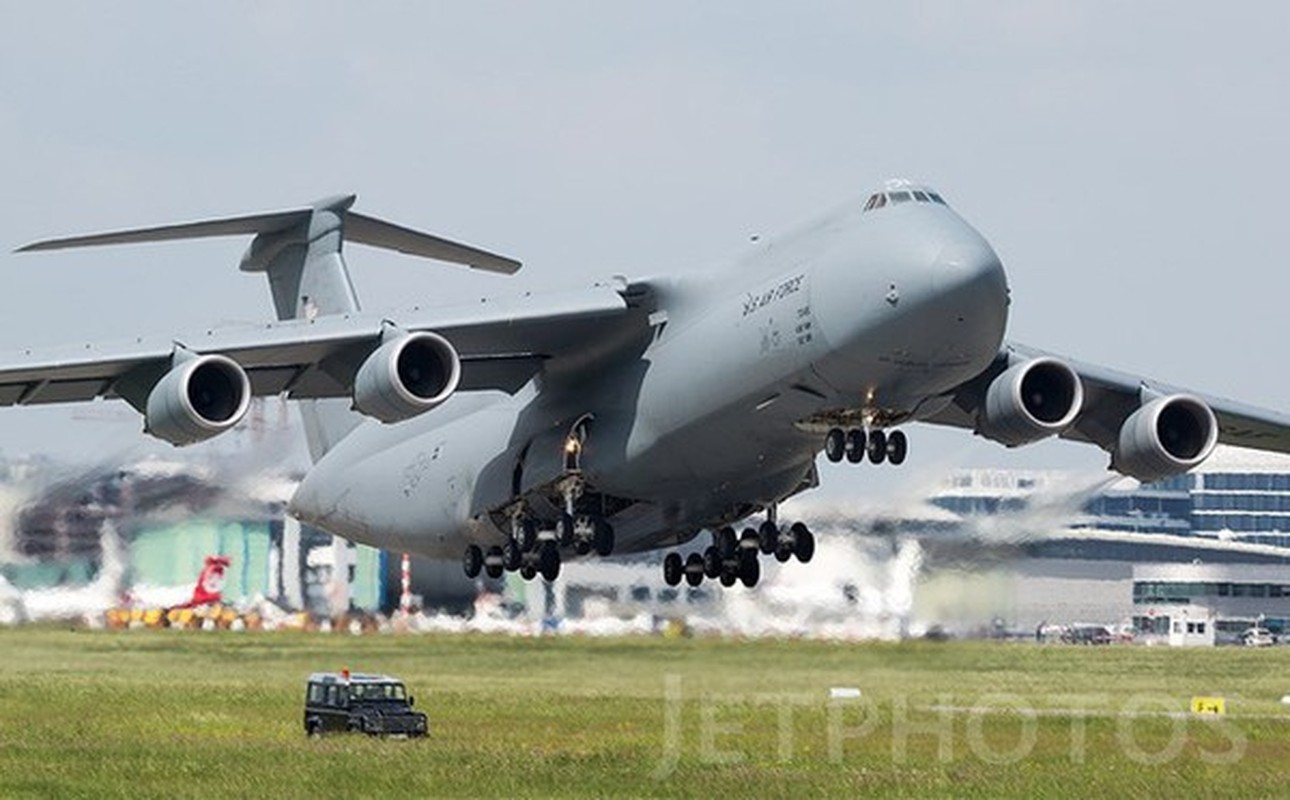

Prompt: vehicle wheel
[
  {"left": 306, "top": 718, "right": 322, "bottom": 738},
  {"left": 867, "top": 430, "right": 887, "bottom": 465},
  {"left": 824, "top": 428, "right": 845, "bottom": 462},
  {"left": 685, "top": 553, "right": 704, "bottom": 587},
  {"left": 740, "top": 554, "right": 760, "bottom": 588},
  {"left": 720, "top": 569, "right": 737, "bottom": 588},
  {"left": 845, "top": 429, "right": 867, "bottom": 464},
  {"left": 518, "top": 518, "right": 538, "bottom": 551},
  {"left": 663, "top": 552, "right": 683, "bottom": 586},
  {"left": 775, "top": 543, "right": 793, "bottom": 563},
  {"left": 462, "top": 545, "right": 483, "bottom": 579},
  {"left": 559, "top": 512, "right": 575, "bottom": 547},
  {"left": 887, "top": 430, "right": 908, "bottom": 466},
  {"left": 485, "top": 547, "right": 504, "bottom": 579},
  {"left": 520, "top": 564, "right": 537, "bottom": 581},
  {"left": 717, "top": 527, "right": 737, "bottom": 559},
  {"left": 593, "top": 519, "right": 615, "bottom": 557},
  {"left": 758, "top": 521, "right": 779, "bottom": 555},
  {"left": 792, "top": 522, "right": 815, "bottom": 563},
  {"left": 539, "top": 542, "right": 561, "bottom": 582},
  {"left": 501, "top": 538, "right": 522, "bottom": 571},
  {"left": 703, "top": 546, "right": 721, "bottom": 579}
]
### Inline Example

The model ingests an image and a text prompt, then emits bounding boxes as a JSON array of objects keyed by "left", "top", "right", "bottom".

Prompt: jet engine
[
  {"left": 352, "top": 331, "right": 461, "bottom": 423},
  {"left": 979, "top": 357, "right": 1084, "bottom": 446},
  {"left": 1113, "top": 394, "right": 1218, "bottom": 482},
  {"left": 144, "top": 354, "right": 252, "bottom": 446}
]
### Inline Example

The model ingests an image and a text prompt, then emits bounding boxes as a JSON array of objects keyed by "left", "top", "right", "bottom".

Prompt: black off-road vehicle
[{"left": 304, "top": 671, "right": 428, "bottom": 737}]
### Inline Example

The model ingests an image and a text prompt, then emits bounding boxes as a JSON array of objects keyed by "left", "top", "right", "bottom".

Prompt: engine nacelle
[
  {"left": 979, "top": 357, "right": 1084, "bottom": 446},
  {"left": 144, "top": 354, "right": 252, "bottom": 446},
  {"left": 353, "top": 331, "right": 461, "bottom": 423},
  {"left": 1113, "top": 394, "right": 1217, "bottom": 482}
]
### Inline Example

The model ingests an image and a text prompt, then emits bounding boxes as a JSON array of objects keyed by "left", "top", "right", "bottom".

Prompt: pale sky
[{"left": 1, "top": 3, "right": 1288, "bottom": 499}]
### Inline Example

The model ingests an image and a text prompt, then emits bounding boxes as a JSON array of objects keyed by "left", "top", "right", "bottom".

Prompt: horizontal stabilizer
[{"left": 16, "top": 195, "right": 521, "bottom": 274}]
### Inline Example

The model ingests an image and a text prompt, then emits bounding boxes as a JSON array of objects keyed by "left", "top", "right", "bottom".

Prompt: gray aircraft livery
[{"left": 13, "top": 180, "right": 1290, "bottom": 588}]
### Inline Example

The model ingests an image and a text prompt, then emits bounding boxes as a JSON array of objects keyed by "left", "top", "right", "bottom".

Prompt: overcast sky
[{"left": 1, "top": 3, "right": 1288, "bottom": 499}]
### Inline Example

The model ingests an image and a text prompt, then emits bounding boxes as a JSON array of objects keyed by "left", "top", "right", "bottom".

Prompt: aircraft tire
[
  {"left": 594, "top": 519, "right": 615, "bottom": 557},
  {"left": 792, "top": 523, "right": 815, "bottom": 563},
  {"left": 740, "top": 554, "right": 760, "bottom": 588},
  {"left": 825, "top": 428, "right": 846, "bottom": 462},
  {"left": 502, "top": 539, "right": 522, "bottom": 572},
  {"left": 485, "top": 561, "right": 504, "bottom": 580},
  {"left": 663, "top": 553, "right": 683, "bottom": 586},
  {"left": 774, "top": 542, "right": 793, "bottom": 563},
  {"left": 867, "top": 430, "right": 887, "bottom": 465},
  {"left": 717, "top": 527, "right": 738, "bottom": 560},
  {"left": 845, "top": 429, "right": 866, "bottom": 464},
  {"left": 539, "top": 542, "right": 561, "bottom": 581},
  {"left": 703, "top": 546, "right": 721, "bottom": 579},
  {"left": 520, "top": 565, "right": 537, "bottom": 581},
  {"left": 685, "top": 553, "right": 704, "bottom": 587},
  {"left": 758, "top": 521, "right": 779, "bottom": 555},
  {"left": 719, "top": 569, "right": 737, "bottom": 588},
  {"left": 462, "top": 545, "right": 484, "bottom": 579},
  {"left": 887, "top": 430, "right": 908, "bottom": 466},
  {"left": 519, "top": 519, "right": 538, "bottom": 551},
  {"left": 575, "top": 540, "right": 592, "bottom": 556},
  {"left": 740, "top": 528, "right": 759, "bottom": 552}
]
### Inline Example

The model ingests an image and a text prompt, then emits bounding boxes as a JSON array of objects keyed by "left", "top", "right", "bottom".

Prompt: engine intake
[
  {"left": 979, "top": 357, "right": 1084, "bottom": 446},
  {"left": 145, "top": 354, "right": 252, "bottom": 446},
  {"left": 1113, "top": 394, "right": 1217, "bottom": 482},
  {"left": 353, "top": 331, "right": 461, "bottom": 423}
]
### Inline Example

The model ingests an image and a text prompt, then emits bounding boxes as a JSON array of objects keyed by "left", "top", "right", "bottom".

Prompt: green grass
[{"left": 3, "top": 628, "right": 1290, "bottom": 798}]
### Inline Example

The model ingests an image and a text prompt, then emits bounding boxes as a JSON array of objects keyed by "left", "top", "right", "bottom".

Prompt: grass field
[{"left": 3, "top": 628, "right": 1290, "bottom": 798}]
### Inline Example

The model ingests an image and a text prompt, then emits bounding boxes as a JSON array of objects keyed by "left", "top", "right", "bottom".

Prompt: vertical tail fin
[{"left": 241, "top": 196, "right": 365, "bottom": 460}]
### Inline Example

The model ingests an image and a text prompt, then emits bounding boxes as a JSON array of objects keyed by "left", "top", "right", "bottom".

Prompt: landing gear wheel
[
  {"left": 539, "top": 542, "right": 561, "bottom": 582},
  {"left": 717, "top": 527, "right": 737, "bottom": 560},
  {"left": 502, "top": 539, "right": 522, "bottom": 572},
  {"left": 740, "top": 554, "right": 761, "bottom": 588},
  {"left": 845, "top": 429, "right": 867, "bottom": 464},
  {"left": 867, "top": 430, "right": 888, "bottom": 465},
  {"left": 558, "top": 513, "right": 575, "bottom": 547},
  {"left": 593, "top": 519, "right": 615, "bottom": 557},
  {"left": 740, "top": 529, "right": 759, "bottom": 555},
  {"left": 703, "top": 546, "right": 721, "bottom": 579},
  {"left": 887, "top": 430, "right": 908, "bottom": 466},
  {"left": 719, "top": 568, "right": 737, "bottom": 588},
  {"left": 463, "top": 545, "right": 483, "bottom": 579},
  {"left": 663, "top": 553, "right": 683, "bottom": 587},
  {"left": 485, "top": 546, "right": 504, "bottom": 579},
  {"left": 758, "top": 521, "right": 779, "bottom": 555},
  {"left": 775, "top": 542, "right": 793, "bottom": 563},
  {"left": 824, "top": 428, "right": 846, "bottom": 463},
  {"left": 791, "top": 522, "right": 815, "bottom": 563},
  {"left": 520, "top": 565, "right": 537, "bottom": 581},
  {"left": 518, "top": 519, "right": 538, "bottom": 551},
  {"left": 574, "top": 539, "right": 592, "bottom": 556},
  {"left": 685, "top": 553, "right": 704, "bottom": 587}
]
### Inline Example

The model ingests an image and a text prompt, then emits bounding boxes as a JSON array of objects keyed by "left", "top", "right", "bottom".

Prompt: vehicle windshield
[{"left": 349, "top": 682, "right": 407, "bottom": 702}]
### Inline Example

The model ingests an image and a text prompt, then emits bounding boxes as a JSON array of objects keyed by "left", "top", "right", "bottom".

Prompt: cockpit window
[{"left": 863, "top": 187, "right": 944, "bottom": 213}]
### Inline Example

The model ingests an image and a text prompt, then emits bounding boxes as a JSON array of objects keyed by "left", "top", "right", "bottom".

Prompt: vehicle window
[
  {"left": 889, "top": 191, "right": 912, "bottom": 204},
  {"left": 307, "top": 683, "right": 324, "bottom": 704},
  {"left": 325, "top": 685, "right": 341, "bottom": 707}
]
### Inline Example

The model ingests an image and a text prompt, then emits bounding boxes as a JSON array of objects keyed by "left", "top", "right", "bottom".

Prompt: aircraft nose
[{"left": 929, "top": 237, "right": 1010, "bottom": 349}]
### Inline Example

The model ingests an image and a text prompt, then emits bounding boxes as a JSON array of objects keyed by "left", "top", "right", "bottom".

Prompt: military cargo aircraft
[{"left": 13, "top": 180, "right": 1290, "bottom": 589}]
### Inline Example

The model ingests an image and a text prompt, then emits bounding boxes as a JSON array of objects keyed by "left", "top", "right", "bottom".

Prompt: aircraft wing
[
  {"left": 0, "top": 284, "right": 633, "bottom": 407},
  {"left": 923, "top": 341, "right": 1290, "bottom": 456}
]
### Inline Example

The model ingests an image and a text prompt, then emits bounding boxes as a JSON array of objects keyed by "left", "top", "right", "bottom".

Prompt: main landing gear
[
  {"left": 461, "top": 512, "right": 617, "bottom": 584},
  {"left": 824, "top": 427, "right": 907, "bottom": 466},
  {"left": 661, "top": 518, "right": 815, "bottom": 590}
]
